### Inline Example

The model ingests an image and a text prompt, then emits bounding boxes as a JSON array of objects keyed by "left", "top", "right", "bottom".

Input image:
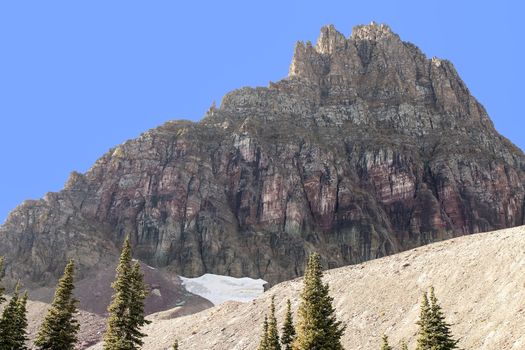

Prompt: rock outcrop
[{"left": 1, "top": 22, "right": 524, "bottom": 287}]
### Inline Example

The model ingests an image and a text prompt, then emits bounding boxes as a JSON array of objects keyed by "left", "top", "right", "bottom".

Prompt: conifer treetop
[
  {"left": 281, "top": 299, "right": 296, "bottom": 350},
  {"left": 416, "top": 287, "right": 459, "bottom": 350},
  {"left": 258, "top": 314, "right": 269, "bottom": 350},
  {"left": 381, "top": 335, "right": 393, "bottom": 350},
  {"left": 0, "top": 281, "right": 28, "bottom": 350},
  {"left": 103, "top": 236, "right": 149, "bottom": 350},
  {"left": 266, "top": 296, "right": 281, "bottom": 350},
  {"left": 35, "top": 259, "right": 80, "bottom": 350},
  {"left": 292, "top": 253, "right": 345, "bottom": 350}
]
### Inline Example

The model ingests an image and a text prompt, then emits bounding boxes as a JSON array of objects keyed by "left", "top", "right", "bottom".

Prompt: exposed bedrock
[{"left": 1, "top": 22, "right": 523, "bottom": 287}]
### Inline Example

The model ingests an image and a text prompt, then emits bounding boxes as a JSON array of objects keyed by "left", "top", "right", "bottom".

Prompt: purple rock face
[{"left": 1, "top": 23, "right": 523, "bottom": 287}]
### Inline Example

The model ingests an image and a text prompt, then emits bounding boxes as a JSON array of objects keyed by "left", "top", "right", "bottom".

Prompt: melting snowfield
[{"left": 180, "top": 273, "right": 267, "bottom": 305}]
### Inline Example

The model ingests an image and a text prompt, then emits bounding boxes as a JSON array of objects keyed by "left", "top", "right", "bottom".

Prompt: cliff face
[{"left": 1, "top": 23, "right": 524, "bottom": 287}]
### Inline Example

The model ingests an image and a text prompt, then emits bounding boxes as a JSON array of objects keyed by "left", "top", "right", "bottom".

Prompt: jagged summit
[
  {"left": 224, "top": 23, "right": 491, "bottom": 140},
  {"left": 314, "top": 24, "right": 346, "bottom": 54},
  {"left": 351, "top": 21, "right": 397, "bottom": 40},
  {"left": 289, "top": 23, "right": 438, "bottom": 84},
  {"left": 290, "top": 22, "right": 403, "bottom": 74},
  {"left": 293, "top": 22, "right": 398, "bottom": 57},
  {"left": 313, "top": 22, "right": 398, "bottom": 55}
]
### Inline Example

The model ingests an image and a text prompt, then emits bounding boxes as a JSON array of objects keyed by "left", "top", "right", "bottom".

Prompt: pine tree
[
  {"left": 172, "top": 339, "right": 179, "bottom": 350},
  {"left": 416, "top": 287, "right": 458, "bottom": 350},
  {"left": 128, "top": 261, "right": 150, "bottom": 347},
  {"left": 266, "top": 296, "right": 281, "bottom": 350},
  {"left": 427, "top": 287, "right": 458, "bottom": 349},
  {"left": 0, "top": 285, "right": 18, "bottom": 350},
  {"left": 14, "top": 291, "right": 29, "bottom": 350},
  {"left": 258, "top": 315, "right": 269, "bottom": 350},
  {"left": 416, "top": 291, "right": 432, "bottom": 350},
  {"left": 35, "top": 259, "right": 80, "bottom": 350},
  {"left": 292, "top": 253, "right": 345, "bottom": 350},
  {"left": 103, "top": 237, "right": 149, "bottom": 350},
  {"left": 281, "top": 299, "right": 296, "bottom": 350},
  {"left": 400, "top": 340, "right": 409, "bottom": 350},
  {"left": 0, "top": 282, "right": 28, "bottom": 350},
  {"left": 380, "top": 335, "right": 392, "bottom": 350}
]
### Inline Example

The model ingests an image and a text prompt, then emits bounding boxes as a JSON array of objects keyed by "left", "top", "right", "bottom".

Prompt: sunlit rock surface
[{"left": 0, "top": 23, "right": 523, "bottom": 288}]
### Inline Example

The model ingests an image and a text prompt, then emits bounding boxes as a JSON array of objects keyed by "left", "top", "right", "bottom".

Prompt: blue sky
[{"left": 0, "top": 1, "right": 523, "bottom": 223}]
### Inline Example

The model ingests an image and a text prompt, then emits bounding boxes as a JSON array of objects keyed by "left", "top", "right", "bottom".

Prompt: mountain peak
[
  {"left": 286, "top": 23, "right": 481, "bottom": 126},
  {"left": 351, "top": 21, "right": 397, "bottom": 41},
  {"left": 315, "top": 24, "right": 346, "bottom": 54},
  {"left": 289, "top": 22, "right": 404, "bottom": 78},
  {"left": 305, "top": 22, "right": 399, "bottom": 57}
]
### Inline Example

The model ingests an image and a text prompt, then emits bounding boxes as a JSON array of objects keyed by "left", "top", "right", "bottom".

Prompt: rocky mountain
[
  {"left": 1, "top": 22, "right": 524, "bottom": 288},
  {"left": 88, "top": 225, "right": 525, "bottom": 350}
]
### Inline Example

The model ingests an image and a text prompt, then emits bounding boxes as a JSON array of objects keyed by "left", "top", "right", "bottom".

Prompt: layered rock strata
[{"left": 1, "top": 22, "right": 523, "bottom": 287}]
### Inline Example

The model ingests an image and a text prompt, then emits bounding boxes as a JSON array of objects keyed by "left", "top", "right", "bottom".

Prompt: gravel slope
[
  {"left": 87, "top": 226, "right": 525, "bottom": 350},
  {"left": 17, "top": 263, "right": 212, "bottom": 349}
]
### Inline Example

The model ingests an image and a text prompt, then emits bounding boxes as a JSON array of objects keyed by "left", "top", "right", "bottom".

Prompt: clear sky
[{"left": 0, "top": 1, "right": 523, "bottom": 223}]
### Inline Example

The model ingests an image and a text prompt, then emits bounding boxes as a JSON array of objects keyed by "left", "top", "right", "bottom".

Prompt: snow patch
[{"left": 180, "top": 273, "right": 267, "bottom": 305}]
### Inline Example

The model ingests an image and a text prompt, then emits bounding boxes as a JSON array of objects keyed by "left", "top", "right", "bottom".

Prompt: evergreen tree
[
  {"left": 292, "top": 253, "right": 345, "bottom": 350},
  {"left": 172, "top": 339, "right": 179, "bottom": 350},
  {"left": 35, "top": 259, "right": 80, "bottom": 350},
  {"left": 14, "top": 291, "right": 29, "bottom": 350},
  {"left": 416, "top": 292, "right": 432, "bottom": 350},
  {"left": 416, "top": 287, "right": 458, "bottom": 350},
  {"left": 258, "top": 315, "right": 269, "bottom": 350},
  {"left": 266, "top": 296, "right": 281, "bottom": 350},
  {"left": 104, "top": 236, "right": 148, "bottom": 350},
  {"left": 400, "top": 340, "right": 409, "bottom": 350},
  {"left": 0, "top": 282, "right": 28, "bottom": 350},
  {"left": 0, "top": 284, "right": 19, "bottom": 350},
  {"left": 380, "top": 335, "right": 392, "bottom": 350},
  {"left": 281, "top": 299, "right": 296, "bottom": 350},
  {"left": 128, "top": 261, "right": 150, "bottom": 347},
  {"left": 427, "top": 287, "right": 458, "bottom": 349}
]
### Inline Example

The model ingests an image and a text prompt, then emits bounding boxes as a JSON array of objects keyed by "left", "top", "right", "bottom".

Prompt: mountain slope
[
  {"left": 3, "top": 299, "right": 105, "bottom": 349},
  {"left": 28, "top": 260, "right": 212, "bottom": 316},
  {"left": 94, "top": 225, "right": 525, "bottom": 350},
  {"left": 0, "top": 22, "right": 524, "bottom": 288}
]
